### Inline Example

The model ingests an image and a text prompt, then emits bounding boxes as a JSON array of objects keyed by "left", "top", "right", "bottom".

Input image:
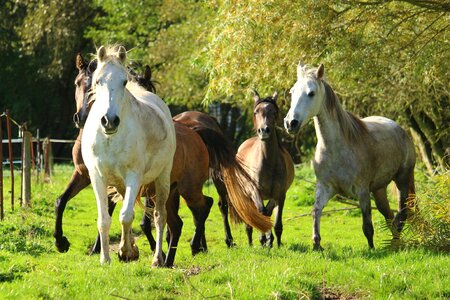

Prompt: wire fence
[{"left": 0, "top": 109, "right": 75, "bottom": 220}]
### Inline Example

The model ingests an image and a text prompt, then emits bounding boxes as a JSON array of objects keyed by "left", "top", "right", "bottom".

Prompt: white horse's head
[
  {"left": 284, "top": 62, "right": 325, "bottom": 134},
  {"left": 92, "top": 45, "right": 128, "bottom": 135}
]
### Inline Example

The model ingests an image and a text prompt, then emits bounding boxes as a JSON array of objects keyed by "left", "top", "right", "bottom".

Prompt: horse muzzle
[
  {"left": 284, "top": 118, "right": 300, "bottom": 134},
  {"left": 73, "top": 112, "right": 87, "bottom": 129},
  {"left": 257, "top": 126, "right": 271, "bottom": 140},
  {"left": 101, "top": 114, "right": 120, "bottom": 135}
]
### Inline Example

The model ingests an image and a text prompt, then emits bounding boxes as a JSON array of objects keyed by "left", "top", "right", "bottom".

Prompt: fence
[{"left": 0, "top": 110, "right": 75, "bottom": 220}]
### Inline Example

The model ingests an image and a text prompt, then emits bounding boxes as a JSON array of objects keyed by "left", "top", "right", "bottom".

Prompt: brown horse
[
  {"left": 54, "top": 53, "right": 269, "bottom": 266},
  {"left": 237, "top": 91, "right": 294, "bottom": 247}
]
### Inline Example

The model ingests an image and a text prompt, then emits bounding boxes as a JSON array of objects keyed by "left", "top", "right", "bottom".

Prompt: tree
[
  {"left": 0, "top": 0, "right": 96, "bottom": 147},
  {"left": 203, "top": 0, "right": 449, "bottom": 170}
]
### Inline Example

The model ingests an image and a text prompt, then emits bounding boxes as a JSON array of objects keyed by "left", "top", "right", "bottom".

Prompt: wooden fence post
[
  {"left": 43, "top": 137, "right": 52, "bottom": 183},
  {"left": 36, "top": 129, "right": 41, "bottom": 181},
  {"left": 0, "top": 116, "right": 3, "bottom": 220},
  {"left": 6, "top": 109, "right": 14, "bottom": 210},
  {"left": 22, "top": 131, "right": 31, "bottom": 207}
]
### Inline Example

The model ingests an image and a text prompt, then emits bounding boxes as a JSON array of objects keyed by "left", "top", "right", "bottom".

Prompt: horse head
[
  {"left": 74, "top": 54, "right": 97, "bottom": 128},
  {"left": 253, "top": 90, "right": 279, "bottom": 141},
  {"left": 284, "top": 62, "right": 325, "bottom": 134},
  {"left": 91, "top": 45, "right": 129, "bottom": 135}
]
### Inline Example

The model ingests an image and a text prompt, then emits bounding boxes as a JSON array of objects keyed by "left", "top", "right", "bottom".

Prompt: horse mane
[
  {"left": 323, "top": 81, "right": 368, "bottom": 143},
  {"left": 297, "top": 64, "right": 368, "bottom": 143}
]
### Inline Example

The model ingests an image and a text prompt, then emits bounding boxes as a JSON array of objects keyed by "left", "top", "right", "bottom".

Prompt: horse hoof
[
  {"left": 151, "top": 256, "right": 164, "bottom": 268},
  {"left": 55, "top": 236, "right": 70, "bottom": 253},
  {"left": 118, "top": 245, "right": 140, "bottom": 262},
  {"left": 191, "top": 247, "right": 203, "bottom": 256},
  {"left": 313, "top": 244, "right": 324, "bottom": 252}
]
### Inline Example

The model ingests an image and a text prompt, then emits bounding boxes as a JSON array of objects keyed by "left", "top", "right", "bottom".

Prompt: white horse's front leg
[
  {"left": 152, "top": 168, "right": 171, "bottom": 267},
  {"left": 91, "top": 174, "right": 111, "bottom": 264},
  {"left": 118, "top": 172, "right": 140, "bottom": 262},
  {"left": 312, "top": 182, "right": 334, "bottom": 251}
]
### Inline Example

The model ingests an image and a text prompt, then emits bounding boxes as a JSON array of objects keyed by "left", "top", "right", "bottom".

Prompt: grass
[{"left": 0, "top": 164, "right": 449, "bottom": 299}]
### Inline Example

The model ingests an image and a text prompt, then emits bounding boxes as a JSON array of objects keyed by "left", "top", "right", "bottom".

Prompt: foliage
[
  {"left": 399, "top": 169, "right": 450, "bottom": 251},
  {"left": 202, "top": 0, "right": 449, "bottom": 167},
  {"left": 0, "top": 0, "right": 95, "bottom": 140}
]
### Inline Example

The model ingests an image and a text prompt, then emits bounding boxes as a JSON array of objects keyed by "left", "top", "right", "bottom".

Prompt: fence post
[
  {"left": 43, "top": 138, "right": 52, "bottom": 183},
  {"left": 0, "top": 116, "right": 3, "bottom": 220},
  {"left": 22, "top": 131, "right": 31, "bottom": 207},
  {"left": 6, "top": 109, "right": 14, "bottom": 211},
  {"left": 36, "top": 129, "right": 41, "bottom": 181}
]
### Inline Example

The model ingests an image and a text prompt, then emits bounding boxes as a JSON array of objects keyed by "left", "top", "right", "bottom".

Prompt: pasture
[{"left": 0, "top": 164, "right": 448, "bottom": 299}]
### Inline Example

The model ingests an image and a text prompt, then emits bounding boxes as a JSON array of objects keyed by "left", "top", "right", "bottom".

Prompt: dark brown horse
[
  {"left": 54, "top": 53, "right": 269, "bottom": 266},
  {"left": 237, "top": 91, "right": 294, "bottom": 247}
]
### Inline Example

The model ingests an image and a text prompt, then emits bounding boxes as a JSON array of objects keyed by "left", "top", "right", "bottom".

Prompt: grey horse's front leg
[{"left": 312, "top": 182, "right": 334, "bottom": 251}]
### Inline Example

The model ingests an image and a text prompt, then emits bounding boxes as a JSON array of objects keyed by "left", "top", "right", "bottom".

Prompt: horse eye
[{"left": 308, "top": 91, "right": 315, "bottom": 97}]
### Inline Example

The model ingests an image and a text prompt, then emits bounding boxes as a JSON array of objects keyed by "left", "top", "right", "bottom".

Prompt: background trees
[{"left": 0, "top": 0, "right": 448, "bottom": 170}]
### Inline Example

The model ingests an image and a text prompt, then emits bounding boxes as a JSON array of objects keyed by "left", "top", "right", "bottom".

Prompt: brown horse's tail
[{"left": 194, "top": 127, "right": 272, "bottom": 232}]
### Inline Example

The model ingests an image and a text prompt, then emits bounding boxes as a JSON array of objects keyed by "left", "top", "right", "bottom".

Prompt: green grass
[{"left": 0, "top": 164, "right": 448, "bottom": 299}]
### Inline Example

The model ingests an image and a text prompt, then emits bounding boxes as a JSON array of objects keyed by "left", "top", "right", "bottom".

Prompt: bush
[{"left": 399, "top": 170, "right": 450, "bottom": 252}]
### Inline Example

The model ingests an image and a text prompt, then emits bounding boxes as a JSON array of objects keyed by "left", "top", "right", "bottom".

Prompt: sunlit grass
[{"left": 0, "top": 164, "right": 448, "bottom": 299}]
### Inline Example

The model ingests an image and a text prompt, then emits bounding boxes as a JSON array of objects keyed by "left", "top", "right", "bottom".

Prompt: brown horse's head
[
  {"left": 73, "top": 53, "right": 97, "bottom": 128},
  {"left": 253, "top": 90, "right": 279, "bottom": 140}
]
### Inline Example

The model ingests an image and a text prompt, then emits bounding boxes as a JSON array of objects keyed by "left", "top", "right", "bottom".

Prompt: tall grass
[
  {"left": 399, "top": 170, "right": 450, "bottom": 251},
  {"left": 0, "top": 164, "right": 449, "bottom": 299}
]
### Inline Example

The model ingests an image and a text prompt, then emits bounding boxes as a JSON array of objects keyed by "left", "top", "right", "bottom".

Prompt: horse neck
[
  {"left": 259, "top": 129, "right": 282, "bottom": 164},
  {"left": 314, "top": 90, "right": 347, "bottom": 147}
]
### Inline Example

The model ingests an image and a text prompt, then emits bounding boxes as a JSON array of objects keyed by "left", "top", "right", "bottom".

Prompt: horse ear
[
  {"left": 297, "top": 60, "right": 305, "bottom": 78},
  {"left": 97, "top": 46, "right": 107, "bottom": 63},
  {"left": 143, "top": 65, "right": 152, "bottom": 81},
  {"left": 316, "top": 64, "right": 324, "bottom": 79},
  {"left": 252, "top": 89, "right": 260, "bottom": 102},
  {"left": 117, "top": 46, "right": 127, "bottom": 63},
  {"left": 272, "top": 91, "right": 278, "bottom": 102},
  {"left": 76, "top": 53, "right": 86, "bottom": 71},
  {"left": 87, "top": 59, "right": 97, "bottom": 75}
]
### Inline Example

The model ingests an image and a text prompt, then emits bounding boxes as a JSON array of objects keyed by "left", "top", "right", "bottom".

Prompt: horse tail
[
  {"left": 407, "top": 171, "right": 417, "bottom": 210},
  {"left": 194, "top": 127, "right": 272, "bottom": 232}
]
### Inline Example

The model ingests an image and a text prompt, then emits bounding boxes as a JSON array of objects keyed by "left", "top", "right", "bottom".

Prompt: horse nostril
[
  {"left": 290, "top": 119, "right": 299, "bottom": 129},
  {"left": 73, "top": 113, "right": 80, "bottom": 125},
  {"left": 101, "top": 115, "right": 108, "bottom": 127},
  {"left": 113, "top": 116, "right": 120, "bottom": 128}
]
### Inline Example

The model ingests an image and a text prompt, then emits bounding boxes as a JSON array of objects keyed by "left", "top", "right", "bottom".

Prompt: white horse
[
  {"left": 284, "top": 63, "right": 416, "bottom": 250},
  {"left": 81, "top": 45, "right": 176, "bottom": 266}
]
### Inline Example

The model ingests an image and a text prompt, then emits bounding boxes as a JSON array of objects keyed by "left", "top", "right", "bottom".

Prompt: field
[{"left": 0, "top": 164, "right": 448, "bottom": 299}]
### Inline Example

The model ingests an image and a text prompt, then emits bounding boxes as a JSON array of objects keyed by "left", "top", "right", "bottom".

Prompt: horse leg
[
  {"left": 393, "top": 169, "right": 414, "bottom": 236},
  {"left": 358, "top": 191, "right": 374, "bottom": 249},
  {"left": 260, "top": 199, "right": 275, "bottom": 247},
  {"left": 140, "top": 196, "right": 156, "bottom": 252},
  {"left": 312, "top": 183, "right": 334, "bottom": 251},
  {"left": 213, "top": 177, "right": 235, "bottom": 247},
  {"left": 152, "top": 170, "right": 171, "bottom": 267},
  {"left": 165, "top": 190, "right": 182, "bottom": 267},
  {"left": 273, "top": 196, "right": 285, "bottom": 248},
  {"left": 373, "top": 187, "right": 395, "bottom": 238},
  {"left": 90, "top": 175, "right": 111, "bottom": 264},
  {"left": 118, "top": 175, "right": 141, "bottom": 262},
  {"left": 90, "top": 191, "right": 118, "bottom": 255},
  {"left": 54, "top": 170, "right": 91, "bottom": 252},
  {"left": 245, "top": 225, "right": 253, "bottom": 246},
  {"left": 188, "top": 195, "right": 213, "bottom": 255}
]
